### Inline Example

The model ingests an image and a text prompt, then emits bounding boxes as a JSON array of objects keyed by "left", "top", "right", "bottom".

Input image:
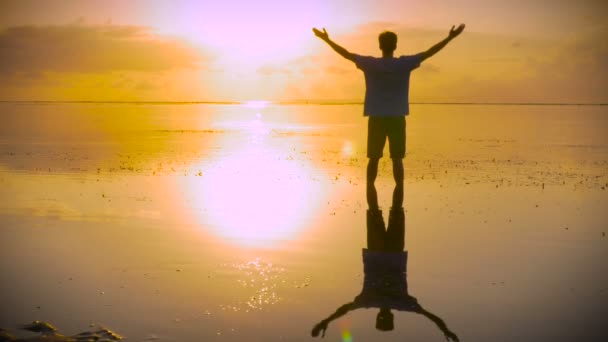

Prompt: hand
[
  {"left": 311, "top": 321, "right": 328, "bottom": 338},
  {"left": 445, "top": 330, "right": 460, "bottom": 342},
  {"left": 313, "top": 27, "right": 329, "bottom": 40},
  {"left": 449, "top": 24, "right": 465, "bottom": 39}
]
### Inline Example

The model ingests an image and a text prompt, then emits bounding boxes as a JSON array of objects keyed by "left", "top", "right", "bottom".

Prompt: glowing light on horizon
[
  {"left": 341, "top": 330, "right": 352, "bottom": 342},
  {"left": 245, "top": 100, "right": 270, "bottom": 109}
]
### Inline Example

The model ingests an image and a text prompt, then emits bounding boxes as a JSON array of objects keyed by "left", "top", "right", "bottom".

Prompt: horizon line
[{"left": 0, "top": 100, "right": 606, "bottom": 106}]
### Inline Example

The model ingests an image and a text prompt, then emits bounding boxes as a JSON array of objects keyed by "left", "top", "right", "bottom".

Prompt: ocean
[{"left": 1, "top": 102, "right": 607, "bottom": 341}]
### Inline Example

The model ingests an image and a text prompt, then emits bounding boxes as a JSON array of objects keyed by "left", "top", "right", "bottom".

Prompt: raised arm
[
  {"left": 313, "top": 27, "right": 355, "bottom": 61},
  {"left": 311, "top": 302, "right": 354, "bottom": 338},
  {"left": 419, "top": 24, "right": 465, "bottom": 62},
  {"left": 416, "top": 305, "right": 460, "bottom": 342}
]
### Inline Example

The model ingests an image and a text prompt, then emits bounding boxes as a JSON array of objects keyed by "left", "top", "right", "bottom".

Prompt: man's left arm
[
  {"left": 418, "top": 24, "right": 465, "bottom": 62},
  {"left": 415, "top": 305, "right": 460, "bottom": 342}
]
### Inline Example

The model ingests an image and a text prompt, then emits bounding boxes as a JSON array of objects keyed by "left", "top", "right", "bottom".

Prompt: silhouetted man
[
  {"left": 313, "top": 24, "right": 465, "bottom": 209},
  {"left": 311, "top": 205, "right": 459, "bottom": 340}
]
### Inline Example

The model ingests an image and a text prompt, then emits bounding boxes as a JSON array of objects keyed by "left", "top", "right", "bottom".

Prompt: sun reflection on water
[
  {"left": 219, "top": 257, "right": 285, "bottom": 312},
  {"left": 183, "top": 111, "right": 326, "bottom": 247}
]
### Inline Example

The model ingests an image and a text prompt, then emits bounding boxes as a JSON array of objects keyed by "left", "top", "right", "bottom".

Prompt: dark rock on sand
[
  {"left": 1, "top": 321, "right": 122, "bottom": 342},
  {"left": 22, "top": 321, "right": 57, "bottom": 334}
]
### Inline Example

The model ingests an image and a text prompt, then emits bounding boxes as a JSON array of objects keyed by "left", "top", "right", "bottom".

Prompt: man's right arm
[
  {"left": 313, "top": 28, "right": 355, "bottom": 62},
  {"left": 311, "top": 302, "right": 355, "bottom": 337}
]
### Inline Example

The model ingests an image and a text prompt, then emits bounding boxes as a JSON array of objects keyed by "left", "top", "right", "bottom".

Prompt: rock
[{"left": 22, "top": 321, "right": 57, "bottom": 334}]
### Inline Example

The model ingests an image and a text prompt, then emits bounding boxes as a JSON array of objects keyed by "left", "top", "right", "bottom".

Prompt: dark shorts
[{"left": 367, "top": 116, "right": 406, "bottom": 159}]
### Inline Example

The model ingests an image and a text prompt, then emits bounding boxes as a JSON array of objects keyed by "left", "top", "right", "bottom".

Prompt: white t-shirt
[{"left": 353, "top": 54, "right": 422, "bottom": 117}]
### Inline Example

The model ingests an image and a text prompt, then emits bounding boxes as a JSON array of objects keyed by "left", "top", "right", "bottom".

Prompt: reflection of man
[
  {"left": 313, "top": 24, "right": 465, "bottom": 209},
  {"left": 311, "top": 207, "right": 459, "bottom": 341}
]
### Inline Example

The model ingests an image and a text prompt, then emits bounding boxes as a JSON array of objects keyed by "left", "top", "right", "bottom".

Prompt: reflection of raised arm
[
  {"left": 416, "top": 305, "right": 460, "bottom": 342},
  {"left": 311, "top": 302, "right": 354, "bottom": 338},
  {"left": 419, "top": 24, "right": 465, "bottom": 62},
  {"left": 313, "top": 27, "right": 355, "bottom": 61}
]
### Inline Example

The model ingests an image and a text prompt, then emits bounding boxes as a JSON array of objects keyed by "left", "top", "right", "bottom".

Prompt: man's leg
[
  {"left": 367, "top": 117, "right": 386, "bottom": 210},
  {"left": 387, "top": 116, "right": 406, "bottom": 209},
  {"left": 391, "top": 158, "right": 404, "bottom": 208},
  {"left": 367, "top": 158, "right": 380, "bottom": 210},
  {"left": 366, "top": 207, "right": 385, "bottom": 251}
]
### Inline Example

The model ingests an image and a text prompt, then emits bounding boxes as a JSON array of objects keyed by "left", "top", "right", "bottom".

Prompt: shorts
[{"left": 367, "top": 116, "right": 406, "bottom": 159}]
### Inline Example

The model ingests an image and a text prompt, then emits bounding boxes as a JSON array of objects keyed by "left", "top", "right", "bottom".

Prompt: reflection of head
[
  {"left": 378, "top": 31, "right": 397, "bottom": 53},
  {"left": 376, "top": 307, "right": 394, "bottom": 331}
]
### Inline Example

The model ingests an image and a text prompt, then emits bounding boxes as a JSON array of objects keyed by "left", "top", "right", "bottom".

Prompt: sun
[{"left": 169, "top": 1, "right": 330, "bottom": 68}]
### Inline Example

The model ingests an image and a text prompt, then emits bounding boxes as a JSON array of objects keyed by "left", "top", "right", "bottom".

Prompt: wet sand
[{"left": 1, "top": 103, "right": 607, "bottom": 341}]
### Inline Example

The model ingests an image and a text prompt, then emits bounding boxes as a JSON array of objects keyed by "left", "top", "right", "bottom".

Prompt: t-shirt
[
  {"left": 353, "top": 54, "right": 422, "bottom": 117},
  {"left": 353, "top": 249, "right": 420, "bottom": 311}
]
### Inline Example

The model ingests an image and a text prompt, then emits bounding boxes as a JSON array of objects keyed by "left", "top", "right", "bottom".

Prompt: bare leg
[
  {"left": 367, "top": 158, "right": 380, "bottom": 210},
  {"left": 366, "top": 208, "right": 385, "bottom": 251},
  {"left": 391, "top": 158, "right": 404, "bottom": 209},
  {"left": 386, "top": 206, "right": 405, "bottom": 252}
]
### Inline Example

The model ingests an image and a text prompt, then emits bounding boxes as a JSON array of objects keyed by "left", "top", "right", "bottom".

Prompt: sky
[{"left": 1, "top": 0, "right": 607, "bottom": 103}]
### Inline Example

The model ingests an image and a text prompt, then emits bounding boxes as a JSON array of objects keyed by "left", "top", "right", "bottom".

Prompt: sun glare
[
  {"left": 245, "top": 100, "right": 270, "bottom": 109},
  {"left": 181, "top": 108, "right": 327, "bottom": 247},
  {"left": 172, "top": 1, "right": 329, "bottom": 68},
  {"left": 195, "top": 147, "right": 318, "bottom": 247}
]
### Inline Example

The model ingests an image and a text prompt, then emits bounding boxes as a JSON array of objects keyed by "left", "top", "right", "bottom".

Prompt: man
[
  {"left": 311, "top": 195, "right": 459, "bottom": 340},
  {"left": 313, "top": 24, "right": 465, "bottom": 209}
]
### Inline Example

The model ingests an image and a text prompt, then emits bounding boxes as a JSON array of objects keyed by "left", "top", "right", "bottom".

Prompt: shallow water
[{"left": 1, "top": 103, "right": 607, "bottom": 341}]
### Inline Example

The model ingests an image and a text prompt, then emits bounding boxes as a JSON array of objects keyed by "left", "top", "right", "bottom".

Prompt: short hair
[{"left": 378, "top": 31, "right": 397, "bottom": 52}]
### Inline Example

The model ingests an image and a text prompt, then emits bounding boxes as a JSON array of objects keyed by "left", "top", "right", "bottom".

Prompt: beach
[{"left": 1, "top": 102, "right": 607, "bottom": 341}]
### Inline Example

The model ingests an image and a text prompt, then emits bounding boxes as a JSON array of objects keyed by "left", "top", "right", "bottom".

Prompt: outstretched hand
[
  {"left": 311, "top": 321, "right": 328, "bottom": 338},
  {"left": 313, "top": 27, "right": 329, "bottom": 40},
  {"left": 445, "top": 330, "right": 460, "bottom": 342},
  {"left": 449, "top": 24, "right": 465, "bottom": 39}
]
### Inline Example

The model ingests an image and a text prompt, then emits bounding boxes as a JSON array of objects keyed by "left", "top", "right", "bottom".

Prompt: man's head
[
  {"left": 376, "top": 308, "right": 394, "bottom": 331},
  {"left": 378, "top": 31, "right": 397, "bottom": 53}
]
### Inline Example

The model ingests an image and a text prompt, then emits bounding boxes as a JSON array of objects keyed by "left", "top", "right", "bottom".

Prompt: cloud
[
  {"left": 419, "top": 25, "right": 608, "bottom": 103},
  {"left": 0, "top": 24, "right": 203, "bottom": 75}
]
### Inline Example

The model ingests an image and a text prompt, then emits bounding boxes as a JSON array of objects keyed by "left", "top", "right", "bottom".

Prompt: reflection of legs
[
  {"left": 391, "top": 158, "right": 404, "bottom": 209},
  {"left": 387, "top": 116, "right": 406, "bottom": 209},
  {"left": 366, "top": 208, "right": 386, "bottom": 251},
  {"left": 367, "top": 158, "right": 380, "bottom": 210},
  {"left": 385, "top": 207, "right": 405, "bottom": 252}
]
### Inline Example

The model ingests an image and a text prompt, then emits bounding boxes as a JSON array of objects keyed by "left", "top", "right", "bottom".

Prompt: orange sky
[{"left": 1, "top": 0, "right": 606, "bottom": 103}]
